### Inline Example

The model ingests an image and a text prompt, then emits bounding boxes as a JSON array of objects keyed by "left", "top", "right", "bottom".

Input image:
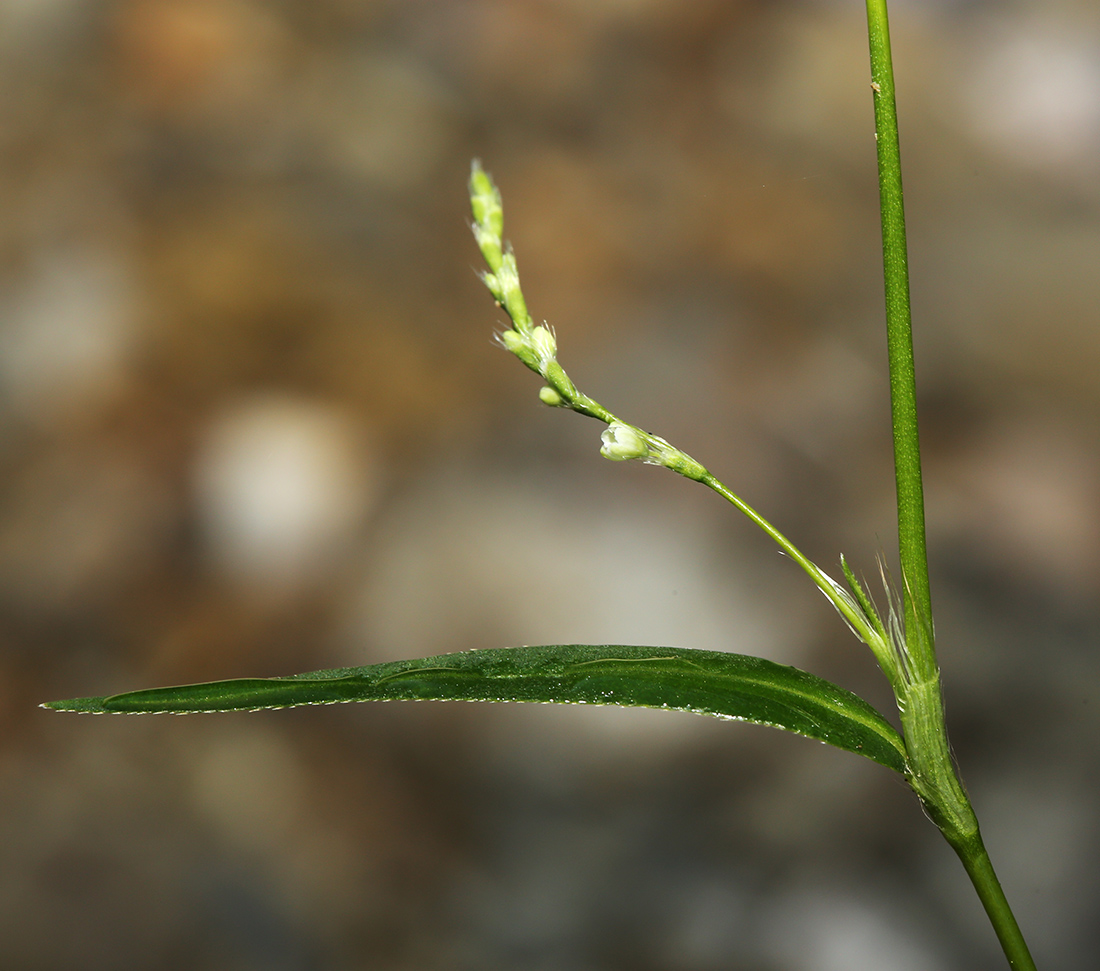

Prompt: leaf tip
[{"left": 40, "top": 697, "right": 109, "bottom": 713}]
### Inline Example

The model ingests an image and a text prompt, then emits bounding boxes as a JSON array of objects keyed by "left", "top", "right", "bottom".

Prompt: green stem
[
  {"left": 864, "top": 4, "right": 1036, "bottom": 969},
  {"left": 950, "top": 833, "right": 1038, "bottom": 971},
  {"left": 864, "top": 0, "right": 934, "bottom": 680}
]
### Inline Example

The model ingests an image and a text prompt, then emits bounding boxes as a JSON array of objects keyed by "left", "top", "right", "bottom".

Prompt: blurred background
[{"left": 2, "top": 0, "right": 1098, "bottom": 967}]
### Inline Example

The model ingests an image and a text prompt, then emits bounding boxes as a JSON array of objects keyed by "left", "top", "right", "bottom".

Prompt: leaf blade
[{"left": 44, "top": 645, "right": 908, "bottom": 773}]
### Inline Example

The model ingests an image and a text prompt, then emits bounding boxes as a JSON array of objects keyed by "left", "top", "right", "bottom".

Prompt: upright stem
[
  {"left": 864, "top": 4, "right": 1037, "bottom": 969},
  {"left": 864, "top": 0, "right": 933, "bottom": 680}
]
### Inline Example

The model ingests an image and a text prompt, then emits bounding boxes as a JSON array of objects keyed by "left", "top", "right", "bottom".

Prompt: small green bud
[
  {"left": 542, "top": 360, "right": 577, "bottom": 398},
  {"left": 497, "top": 329, "right": 540, "bottom": 370},
  {"left": 469, "top": 160, "right": 504, "bottom": 239},
  {"left": 498, "top": 329, "right": 525, "bottom": 354},
  {"left": 530, "top": 325, "right": 557, "bottom": 363},
  {"left": 496, "top": 252, "right": 529, "bottom": 327},
  {"left": 539, "top": 386, "right": 563, "bottom": 406},
  {"left": 600, "top": 421, "right": 650, "bottom": 461},
  {"left": 480, "top": 271, "right": 503, "bottom": 302},
  {"left": 472, "top": 224, "right": 504, "bottom": 274}
]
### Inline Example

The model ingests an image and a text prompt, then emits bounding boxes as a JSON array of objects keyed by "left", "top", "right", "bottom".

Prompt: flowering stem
[
  {"left": 469, "top": 161, "right": 902, "bottom": 696},
  {"left": 699, "top": 473, "right": 876, "bottom": 646}
]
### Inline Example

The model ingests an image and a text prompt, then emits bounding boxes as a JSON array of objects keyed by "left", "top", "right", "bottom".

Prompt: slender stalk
[
  {"left": 699, "top": 473, "right": 880, "bottom": 648},
  {"left": 950, "top": 833, "right": 1038, "bottom": 971},
  {"left": 864, "top": 3, "right": 1036, "bottom": 969}
]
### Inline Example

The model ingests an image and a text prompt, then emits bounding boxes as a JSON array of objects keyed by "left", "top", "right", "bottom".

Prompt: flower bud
[
  {"left": 542, "top": 360, "right": 577, "bottom": 398},
  {"left": 472, "top": 224, "right": 504, "bottom": 274},
  {"left": 498, "top": 329, "right": 525, "bottom": 354},
  {"left": 530, "top": 325, "right": 557, "bottom": 363},
  {"left": 469, "top": 161, "right": 504, "bottom": 238},
  {"left": 539, "top": 386, "right": 564, "bottom": 407},
  {"left": 496, "top": 252, "right": 529, "bottom": 326},
  {"left": 600, "top": 421, "right": 650, "bottom": 461},
  {"left": 480, "top": 271, "right": 503, "bottom": 302}
]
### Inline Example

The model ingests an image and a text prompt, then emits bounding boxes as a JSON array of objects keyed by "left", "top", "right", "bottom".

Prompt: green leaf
[{"left": 44, "top": 645, "right": 908, "bottom": 773}]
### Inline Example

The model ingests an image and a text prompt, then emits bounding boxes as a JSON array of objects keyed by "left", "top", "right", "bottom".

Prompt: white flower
[{"left": 600, "top": 421, "right": 649, "bottom": 461}]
